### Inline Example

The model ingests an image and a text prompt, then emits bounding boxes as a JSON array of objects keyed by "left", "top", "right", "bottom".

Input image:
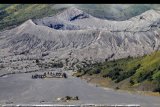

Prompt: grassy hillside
[
  {"left": 75, "top": 51, "right": 160, "bottom": 92},
  {"left": 0, "top": 4, "right": 66, "bottom": 30}
]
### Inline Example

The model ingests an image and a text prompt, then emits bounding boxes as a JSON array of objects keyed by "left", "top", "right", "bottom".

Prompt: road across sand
[{"left": 0, "top": 70, "right": 159, "bottom": 107}]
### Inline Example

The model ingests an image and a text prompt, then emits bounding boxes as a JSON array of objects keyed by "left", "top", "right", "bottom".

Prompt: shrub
[
  {"left": 102, "top": 74, "right": 108, "bottom": 78},
  {"left": 153, "top": 85, "right": 160, "bottom": 93},
  {"left": 129, "top": 79, "right": 135, "bottom": 85},
  {"left": 152, "top": 71, "right": 160, "bottom": 82},
  {"left": 93, "top": 69, "right": 101, "bottom": 74},
  {"left": 107, "top": 70, "right": 120, "bottom": 80},
  {"left": 115, "top": 86, "right": 120, "bottom": 90},
  {"left": 137, "top": 70, "right": 154, "bottom": 83}
]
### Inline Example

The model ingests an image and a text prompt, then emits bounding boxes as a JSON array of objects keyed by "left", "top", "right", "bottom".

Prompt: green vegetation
[
  {"left": 76, "top": 51, "right": 160, "bottom": 92},
  {"left": 0, "top": 4, "right": 66, "bottom": 30}
]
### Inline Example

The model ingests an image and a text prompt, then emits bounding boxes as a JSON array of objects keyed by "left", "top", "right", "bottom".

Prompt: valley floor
[{"left": 0, "top": 70, "right": 160, "bottom": 107}]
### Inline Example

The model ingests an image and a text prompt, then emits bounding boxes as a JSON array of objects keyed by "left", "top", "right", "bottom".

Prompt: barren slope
[{"left": 0, "top": 8, "right": 160, "bottom": 69}]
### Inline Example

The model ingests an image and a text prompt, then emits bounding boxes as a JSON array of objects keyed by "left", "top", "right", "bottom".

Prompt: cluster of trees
[
  {"left": 36, "top": 59, "right": 63, "bottom": 68},
  {"left": 77, "top": 59, "right": 141, "bottom": 84},
  {"left": 105, "top": 64, "right": 141, "bottom": 83}
]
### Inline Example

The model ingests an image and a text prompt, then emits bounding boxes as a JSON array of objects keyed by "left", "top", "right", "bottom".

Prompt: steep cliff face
[{"left": 0, "top": 8, "right": 160, "bottom": 67}]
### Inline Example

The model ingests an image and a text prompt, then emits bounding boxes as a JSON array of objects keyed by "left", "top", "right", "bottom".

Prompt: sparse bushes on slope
[
  {"left": 137, "top": 69, "right": 154, "bottom": 83},
  {"left": 76, "top": 51, "right": 160, "bottom": 92}
]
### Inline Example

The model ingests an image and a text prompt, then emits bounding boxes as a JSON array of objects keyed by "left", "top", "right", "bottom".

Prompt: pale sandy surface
[{"left": 0, "top": 70, "right": 160, "bottom": 107}]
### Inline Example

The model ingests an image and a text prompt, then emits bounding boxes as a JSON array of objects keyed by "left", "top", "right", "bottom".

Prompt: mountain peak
[
  {"left": 57, "top": 7, "right": 90, "bottom": 21},
  {"left": 24, "top": 19, "right": 35, "bottom": 25},
  {"left": 15, "top": 19, "right": 36, "bottom": 33},
  {"left": 20, "top": 19, "right": 35, "bottom": 27},
  {"left": 64, "top": 7, "right": 84, "bottom": 14}
]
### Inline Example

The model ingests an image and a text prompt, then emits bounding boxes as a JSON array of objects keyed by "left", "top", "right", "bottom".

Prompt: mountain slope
[
  {"left": 0, "top": 8, "right": 160, "bottom": 70},
  {"left": 55, "top": 4, "right": 160, "bottom": 20},
  {"left": 0, "top": 7, "right": 160, "bottom": 93},
  {"left": 1, "top": 4, "right": 160, "bottom": 31},
  {"left": 75, "top": 51, "right": 160, "bottom": 92},
  {"left": 35, "top": 7, "right": 160, "bottom": 31}
]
